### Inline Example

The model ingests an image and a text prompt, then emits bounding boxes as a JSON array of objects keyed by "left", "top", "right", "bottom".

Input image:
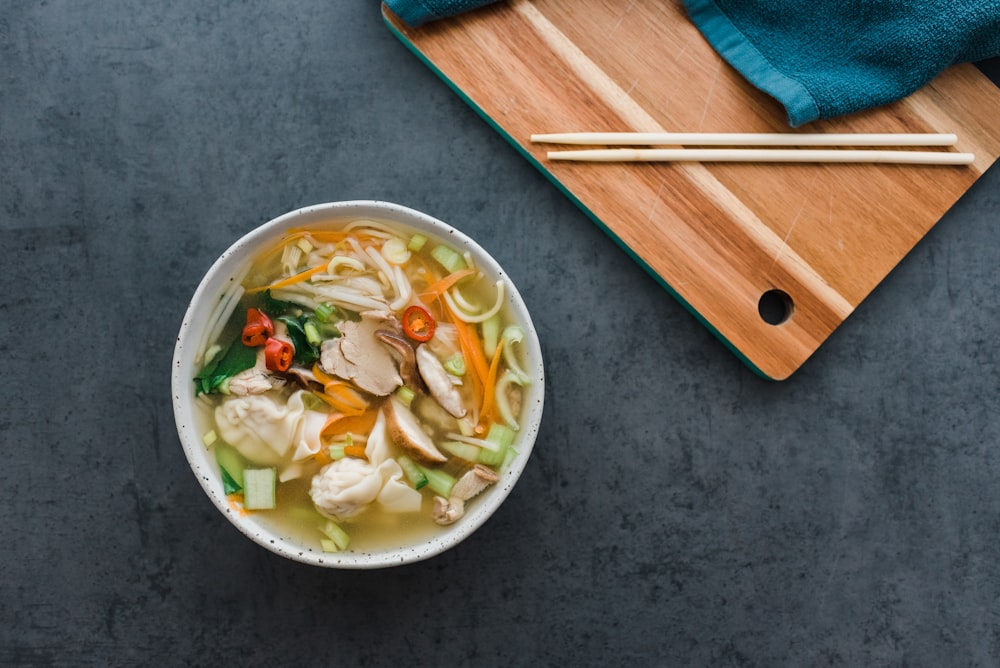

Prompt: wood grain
[{"left": 383, "top": 0, "right": 1000, "bottom": 379}]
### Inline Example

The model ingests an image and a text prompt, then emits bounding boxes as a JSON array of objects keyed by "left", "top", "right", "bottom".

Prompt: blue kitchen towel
[
  {"left": 384, "top": 0, "right": 499, "bottom": 26},
  {"left": 682, "top": 0, "right": 1000, "bottom": 126}
]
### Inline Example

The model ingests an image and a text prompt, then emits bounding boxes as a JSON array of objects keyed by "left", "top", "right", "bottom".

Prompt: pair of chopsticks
[{"left": 530, "top": 132, "right": 974, "bottom": 165}]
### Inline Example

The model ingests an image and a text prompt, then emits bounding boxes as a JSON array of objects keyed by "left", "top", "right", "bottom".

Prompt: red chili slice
[
  {"left": 402, "top": 305, "right": 436, "bottom": 342},
  {"left": 264, "top": 337, "right": 294, "bottom": 372},
  {"left": 242, "top": 308, "right": 274, "bottom": 347}
]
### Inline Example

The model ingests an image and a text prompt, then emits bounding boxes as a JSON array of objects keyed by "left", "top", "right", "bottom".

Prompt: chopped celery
[
  {"left": 478, "top": 423, "right": 515, "bottom": 467},
  {"left": 431, "top": 244, "right": 468, "bottom": 273},
  {"left": 320, "top": 539, "right": 341, "bottom": 553},
  {"left": 397, "top": 455, "right": 428, "bottom": 490},
  {"left": 328, "top": 444, "right": 346, "bottom": 460},
  {"left": 395, "top": 385, "right": 416, "bottom": 407},
  {"left": 407, "top": 233, "right": 428, "bottom": 252},
  {"left": 415, "top": 463, "right": 456, "bottom": 497},
  {"left": 482, "top": 314, "right": 501, "bottom": 357},
  {"left": 215, "top": 446, "right": 244, "bottom": 490},
  {"left": 441, "top": 440, "right": 481, "bottom": 462},
  {"left": 443, "top": 354, "right": 466, "bottom": 376},
  {"left": 243, "top": 468, "right": 276, "bottom": 510},
  {"left": 320, "top": 520, "right": 350, "bottom": 551},
  {"left": 202, "top": 429, "right": 218, "bottom": 448},
  {"left": 502, "top": 446, "right": 519, "bottom": 472},
  {"left": 314, "top": 302, "right": 336, "bottom": 323}
]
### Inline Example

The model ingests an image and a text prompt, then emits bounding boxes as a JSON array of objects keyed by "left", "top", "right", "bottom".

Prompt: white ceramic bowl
[{"left": 171, "top": 201, "right": 544, "bottom": 568}]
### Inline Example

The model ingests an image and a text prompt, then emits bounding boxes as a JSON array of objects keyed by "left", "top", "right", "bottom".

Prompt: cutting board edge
[{"left": 383, "top": 6, "right": 796, "bottom": 379}]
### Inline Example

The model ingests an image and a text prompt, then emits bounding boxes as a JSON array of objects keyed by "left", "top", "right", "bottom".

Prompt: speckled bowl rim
[{"left": 171, "top": 201, "right": 545, "bottom": 568}]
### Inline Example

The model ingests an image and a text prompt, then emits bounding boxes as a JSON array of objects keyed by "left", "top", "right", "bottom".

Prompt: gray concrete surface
[{"left": 3, "top": 1, "right": 1000, "bottom": 665}]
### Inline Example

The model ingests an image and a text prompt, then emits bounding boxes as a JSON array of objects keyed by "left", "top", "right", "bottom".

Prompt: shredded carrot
[
  {"left": 314, "top": 449, "right": 331, "bottom": 467},
  {"left": 479, "top": 339, "right": 505, "bottom": 424},
  {"left": 450, "top": 314, "right": 489, "bottom": 415},
  {"left": 343, "top": 444, "right": 368, "bottom": 459},
  {"left": 419, "top": 267, "right": 476, "bottom": 302},
  {"left": 248, "top": 262, "right": 329, "bottom": 294},
  {"left": 321, "top": 407, "right": 379, "bottom": 437},
  {"left": 323, "top": 381, "right": 369, "bottom": 415},
  {"left": 227, "top": 494, "right": 248, "bottom": 516}
]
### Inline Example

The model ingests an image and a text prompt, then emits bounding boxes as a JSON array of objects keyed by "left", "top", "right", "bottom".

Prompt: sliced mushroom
[
  {"left": 376, "top": 330, "right": 427, "bottom": 393},
  {"left": 383, "top": 396, "right": 447, "bottom": 463},
  {"left": 432, "top": 465, "right": 499, "bottom": 525},
  {"left": 416, "top": 345, "right": 467, "bottom": 418},
  {"left": 319, "top": 311, "right": 402, "bottom": 396}
]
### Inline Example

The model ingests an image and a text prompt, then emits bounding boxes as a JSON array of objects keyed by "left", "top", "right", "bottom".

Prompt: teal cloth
[
  {"left": 386, "top": 0, "right": 1000, "bottom": 127},
  {"left": 683, "top": 0, "right": 1000, "bottom": 126},
  {"left": 384, "top": 0, "right": 498, "bottom": 26}
]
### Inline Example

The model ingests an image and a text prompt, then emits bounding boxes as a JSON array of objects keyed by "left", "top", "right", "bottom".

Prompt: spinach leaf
[{"left": 278, "top": 315, "right": 319, "bottom": 366}]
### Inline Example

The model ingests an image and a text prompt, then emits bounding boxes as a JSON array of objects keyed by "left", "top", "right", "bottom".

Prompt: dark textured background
[{"left": 2, "top": 2, "right": 999, "bottom": 665}]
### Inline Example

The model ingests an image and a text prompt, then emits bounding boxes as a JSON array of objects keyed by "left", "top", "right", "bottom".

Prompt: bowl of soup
[{"left": 171, "top": 201, "right": 544, "bottom": 568}]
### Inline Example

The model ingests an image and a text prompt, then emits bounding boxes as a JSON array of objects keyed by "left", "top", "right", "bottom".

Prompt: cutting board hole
[{"left": 758, "top": 289, "right": 794, "bottom": 325}]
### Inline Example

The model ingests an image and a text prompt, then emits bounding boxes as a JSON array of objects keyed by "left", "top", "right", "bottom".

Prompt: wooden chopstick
[
  {"left": 545, "top": 148, "right": 975, "bottom": 165},
  {"left": 531, "top": 132, "right": 959, "bottom": 147}
]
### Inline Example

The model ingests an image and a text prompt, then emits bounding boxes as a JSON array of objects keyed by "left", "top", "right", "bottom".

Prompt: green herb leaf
[
  {"left": 278, "top": 315, "right": 319, "bottom": 366},
  {"left": 193, "top": 339, "right": 257, "bottom": 395}
]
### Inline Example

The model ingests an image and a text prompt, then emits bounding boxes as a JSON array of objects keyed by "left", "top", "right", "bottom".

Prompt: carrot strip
[
  {"left": 248, "top": 262, "right": 328, "bottom": 294},
  {"left": 419, "top": 268, "right": 476, "bottom": 302},
  {"left": 451, "top": 315, "right": 489, "bottom": 407},
  {"left": 321, "top": 407, "right": 380, "bottom": 437},
  {"left": 343, "top": 445, "right": 368, "bottom": 459},
  {"left": 479, "top": 339, "right": 505, "bottom": 424},
  {"left": 323, "top": 381, "right": 369, "bottom": 415}
]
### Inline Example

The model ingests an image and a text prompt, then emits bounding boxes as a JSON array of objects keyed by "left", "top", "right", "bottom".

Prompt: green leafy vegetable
[
  {"left": 278, "top": 315, "right": 319, "bottom": 366},
  {"left": 193, "top": 339, "right": 257, "bottom": 395},
  {"left": 260, "top": 289, "right": 305, "bottom": 317}
]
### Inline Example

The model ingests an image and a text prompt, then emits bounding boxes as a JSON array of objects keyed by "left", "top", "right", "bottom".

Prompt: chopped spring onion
[
  {"left": 407, "top": 233, "right": 428, "bottom": 252},
  {"left": 482, "top": 314, "right": 501, "bottom": 357},
  {"left": 441, "top": 440, "right": 481, "bottom": 462},
  {"left": 314, "top": 302, "right": 336, "bottom": 323},
  {"left": 443, "top": 354, "right": 466, "bottom": 376},
  {"left": 431, "top": 244, "right": 468, "bottom": 274},
  {"left": 381, "top": 237, "right": 411, "bottom": 265},
  {"left": 415, "top": 464, "right": 456, "bottom": 498},
  {"left": 243, "top": 468, "right": 276, "bottom": 510},
  {"left": 203, "top": 344, "right": 222, "bottom": 366},
  {"left": 397, "top": 455, "right": 428, "bottom": 490},
  {"left": 304, "top": 320, "right": 322, "bottom": 346},
  {"left": 202, "top": 429, "right": 218, "bottom": 448},
  {"left": 328, "top": 444, "right": 346, "bottom": 460},
  {"left": 478, "top": 423, "right": 515, "bottom": 467},
  {"left": 395, "top": 385, "right": 416, "bottom": 407},
  {"left": 320, "top": 520, "right": 350, "bottom": 551}
]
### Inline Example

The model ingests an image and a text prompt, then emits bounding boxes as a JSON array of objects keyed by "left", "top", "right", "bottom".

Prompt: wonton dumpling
[
  {"left": 309, "top": 409, "right": 422, "bottom": 520},
  {"left": 215, "top": 390, "right": 325, "bottom": 467}
]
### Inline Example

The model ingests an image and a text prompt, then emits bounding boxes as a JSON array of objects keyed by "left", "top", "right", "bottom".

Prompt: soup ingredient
[
  {"left": 194, "top": 339, "right": 257, "bottom": 395},
  {"left": 243, "top": 468, "right": 277, "bottom": 510},
  {"left": 402, "top": 304, "right": 436, "bottom": 342},
  {"left": 432, "top": 464, "right": 499, "bottom": 525},
  {"left": 375, "top": 331, "right": 426, "bottom": 393},
  {"left": 264, "top": 338, "right": 294, "bottom": 372},
  {"left": 242, "top": 308, "right": 274, "bottom": 347},
  {"left": 319, "top": 311, "right": 403, "bottom": 396},
  {"left": 214, "top": 390, "right": 326, "bottom": 468},
  {"left": 384, "top": 396, "right": 447, "bottom": 463},
  {"left": 415, "top": 345, "right": 466, "bottom": 419},
  {"left": 310, "top": 409, "right": 422, "bottom": 519}
]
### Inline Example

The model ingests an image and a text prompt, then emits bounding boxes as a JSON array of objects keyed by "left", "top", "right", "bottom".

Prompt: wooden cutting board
[{"left": 383, "top": 0, "right": 1000, "bottom": 380}]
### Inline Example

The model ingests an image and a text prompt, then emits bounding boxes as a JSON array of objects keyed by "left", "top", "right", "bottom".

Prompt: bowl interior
[{"left": 171, "top": 201, "right": 544, "bottom": 568}]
